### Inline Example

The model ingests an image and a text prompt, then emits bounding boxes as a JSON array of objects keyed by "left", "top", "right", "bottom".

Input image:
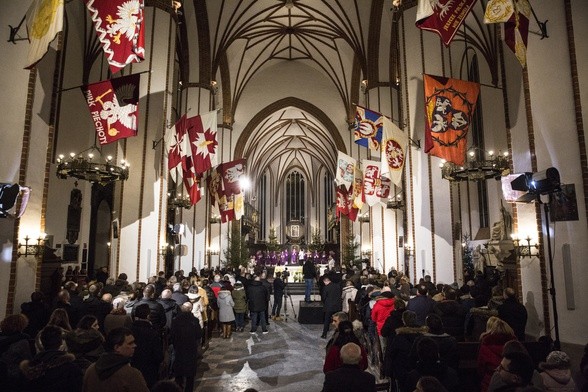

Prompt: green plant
[
  {"left": 267, "top": 226, "right": 280, "bottom": 252},
  {"left": 224, "top": 223, "right": 250, "bottom": 269},
  {"left": 308, "top": 228, "right": 324, "bottom": 253},
  {"left": 341, "top": 231, "right": 361, "bottom": 270},
  {"left": 462, "top": 233, "right": 474, "bottom": 279}
]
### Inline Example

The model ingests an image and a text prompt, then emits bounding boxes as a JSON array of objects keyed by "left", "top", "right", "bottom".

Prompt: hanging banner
[
  {"left": 416, "top": 0, "right": 478, "bottom": 46},
  {"left": 85, "top": 0, "right": 145, "bottom": 73},
  {"left": 423, "top": 74, "right": 480, "bottom": 165},
  {"left": 335, "top": 151, "right": 356, "bottom": 191},
  {"left": 187, "top": 111, "right": 218, "bottom": 174},
  {"left": 354, "top": 106, "right": 383, "bottom": 150},
  {"left": 380, "top": 116, "right": 408, "bottom": 188},
  {"left": 25, "top": 0, "right": 64, "bottom": 69},
  {"left": 82, "top": 73, "right": 140, "bottom": 145},
  {"left": 484, "top": 0, "right": 531, "bottom": 67}
]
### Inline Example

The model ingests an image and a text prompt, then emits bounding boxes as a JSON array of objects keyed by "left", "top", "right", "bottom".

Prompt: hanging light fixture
[
  {"left": 167, "top": 191, "right": 191, "bottom": 211},
  {"left": 440, "top": 148, "right": 510, "bottom": 182},
  {"left": 56, "top": 145, "right": 129, "bottom": 185}
]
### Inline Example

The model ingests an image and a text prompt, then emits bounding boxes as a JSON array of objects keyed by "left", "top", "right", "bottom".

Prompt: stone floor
[{"left": 193, "top": 294, "right": 381, "bottom": 392}]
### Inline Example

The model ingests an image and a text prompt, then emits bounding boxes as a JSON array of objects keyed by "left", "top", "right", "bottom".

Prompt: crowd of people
[
  {"left": 313, "top": 265, "right": 587, "bottom": 391},
  {"left": 0, "top": 263, "right": 586, "bottom": 392}
]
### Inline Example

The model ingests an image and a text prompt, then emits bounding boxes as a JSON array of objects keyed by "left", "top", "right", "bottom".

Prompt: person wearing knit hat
[{"left": 538, "top": 351, "right": 577, "bottom": 391}]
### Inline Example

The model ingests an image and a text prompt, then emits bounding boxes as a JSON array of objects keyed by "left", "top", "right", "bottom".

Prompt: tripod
[{"left": 283, "top": 284, "right": 297, "bottom": 322}]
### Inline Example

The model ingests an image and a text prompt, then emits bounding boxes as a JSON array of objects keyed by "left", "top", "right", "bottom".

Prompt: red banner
[
  {"left": 416, "top": 0, "right": 478, "bottom": 46},
  {"left": 423, "top": 74, "right": 480, "bottom": 165},
  {"left": 218, "top": 159, "right": 246, "bottom": 196},
  {"left": 82, "top": 74, "right": 140, "bottom": 145},
  {"left": 86, "top": 0, "right": 145, "bottom": 73},
  {"left": 186, "top": 111, "right": 218, "bottom": 174}
]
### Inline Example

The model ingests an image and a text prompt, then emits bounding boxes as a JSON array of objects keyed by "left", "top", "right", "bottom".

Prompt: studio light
[
  {"left": 510, "top": 167, "right": 560, "bottom": 202},
  {"left": 56, "top": 145, "right": 129, "bottom": 185},
  {"left": 440, "top": 148, "right": 510, "bottom": 182}
]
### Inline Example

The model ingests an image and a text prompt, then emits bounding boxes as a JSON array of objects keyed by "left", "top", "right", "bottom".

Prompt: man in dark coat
[
  {"left": 20, "top": 291, "right": 50, "bottom": 338},
  {"left": 83, "top": 327, "right": 149, "bottom": 392},
  {"left": 433, "top": 288, "right": 466, "bottom": 340},
  {"left": 170, "top": 302, "right": 202, "bottom": 392},
  {"left": 130, "top": 304, "right": 164, "bottom": 388},
  {"left": 321, "top": 276, "right": 342, "bottom": 339},
  {"left": 132, "top": 284, "right": 166, "bottom": 333},
  {"left": 64, "top": 281, "right": 84, "bottom": 327},
  {"left": 323, "top": 342, "right": 376, "bottom": 392},
  {"left": 157, "top": 289, "right": 179, "bottom": 331},
  {"left": 19, "top": 325, "right": 83, "bottom": 392},
  {"left": 302, "top": 258, "right": 317, "bottom": 303},
  {"left": 246, "top": 275, "right": 270, "bottom": 333},
  {"left": 171, "top": 283, "right": 189, "bottom": 306},
  {"left": 406, "top": 284, "right": 436, "bottom": 326},
  {"left": 497, "top": 287, "right": 528, "bottom": 341}
]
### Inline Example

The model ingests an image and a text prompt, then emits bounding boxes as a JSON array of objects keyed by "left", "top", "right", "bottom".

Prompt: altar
[{"left": 273, "top": 264, "right": 329, "bottom": 282}]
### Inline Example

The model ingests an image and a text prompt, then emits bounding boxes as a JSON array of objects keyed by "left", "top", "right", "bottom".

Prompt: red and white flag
[
  {"left": 484, "top": 0, "right": 530, "bottom": 67},
  {"left": 416, "top": 0, "right": 478, "bottom": 46},
  {"left": 25, "top": 0, "right": 64, "bottom": 69},
  {"left": 207, "top": 168, "right": 223, "bottom": 206},
  {"left": 352, "top": 166, "right": 364, "bottom": 210},
  {"left": 336, "top": 185, "right": 349, "bottom": 219},
  {"left": 380, "top": 116, "right": 408, "bottom": 188},
  {"left": 362, "top": 160, "right": 383, "bottom": 207},
  {"left": 218, "top": 159, "right": 246, "bottom": 196},
  {"left": 376, "top": 175, "right": 392, "bottom": 204},
  {"left": 186, "top": 111, "right": 218, "bottom": 174},
  {"left": 82, "top": 74, "right": 140, "bottom": 145},
  {"left": 85, "top": 0, "right": 145, "bottom": 73},
  {"left": 166, "top": 114, "right": 189, "bottom": 183}
]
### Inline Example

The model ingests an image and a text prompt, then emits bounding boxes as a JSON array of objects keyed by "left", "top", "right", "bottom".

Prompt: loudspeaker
[{"left": 298, "top": 301, "right": 324, "bottom": 324}]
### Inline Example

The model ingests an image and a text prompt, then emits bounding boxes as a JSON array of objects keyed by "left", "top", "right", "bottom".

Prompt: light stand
[
  {"left": 542, "top": 197, "right": 560, "bottom": 350},
  {"left": 282, "top": 283, "right": 297, "bottom": 322}
]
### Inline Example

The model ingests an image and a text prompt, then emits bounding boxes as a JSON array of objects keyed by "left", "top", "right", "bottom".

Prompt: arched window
[{"left": 286, "top": 171, "right": 305, "bottom": 221}]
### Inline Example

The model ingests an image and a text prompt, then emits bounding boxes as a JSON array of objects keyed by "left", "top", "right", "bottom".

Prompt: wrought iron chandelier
[
  {"left": 168, "top": 192, "right": 191, "bottom": 210},
  {"left": 440, "top": 148, "right": 510, "bottom": 182},
  {"left": 56, "top": 145, "right": 129, "bottom": 185}
]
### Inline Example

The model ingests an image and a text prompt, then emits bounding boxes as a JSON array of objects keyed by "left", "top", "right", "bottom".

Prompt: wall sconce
[
  {"left": 209, "top": 214, "right": 221, "bottom": 224},
  {"left": 405, "top": 244, "right": 414, "bottom": 256},
  {"left": 358, "top": 213, "right": 370, "bottom": 223},
  {"left": 512, "top": 234, "right": 539, "bottom": 258},
  {"left": 158, "top": 243, "right": 169, "bottom": 257},
  {"left": 387, "top": 195, "right": 404, "bottom": 210},
  {"left": 210, "top": 80, "right": 218, "bottom": 95},
  {"left": 207, "top": 248, "right": 220, "bottom": 256},
  {"left": 361, "top": 248, "right": 372, "bottom": 258},
  {"left": 360, "top": 79, "right": 368, "bottom": 94},
  {"left": 18, "top": 234, "right": 46, "bottom": 257}
]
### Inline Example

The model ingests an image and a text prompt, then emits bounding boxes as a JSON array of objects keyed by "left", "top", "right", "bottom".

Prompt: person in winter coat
[
  {"left": 0, "top": 313, "right": 33, "bottom": 391},
  {"left": 323, "top": 320, "right": 368, "bottom": 374},
  {"left": 217, "top": 287, "right": 235, "bottom": 338},
  {"left": 36, "top": 308, "right": 72, "bottom": 352},
  {"left": 370, "top": 291, "right": 395, "bottom": 353},
  {"left": 170, "top": 302, "right": 202, "bottom": 392},
  {"left": 477, "top": 316, "right": 516, "bottom": 392},
  {"left": 104, "top": 298, "right": 133, "bottom": 335},
  {"left": 323, "top": 342, "right": 376, "bottom": 392},
  {"left": 538, "top": 351, "right": 577, "bottom": 391},
  {"left": 20, "top": 325, "right": 83, "bottom": 392},
  {"left": 64, "top": 315, "right": 105, "bottom": 370},
  {"left": 407, "top": 284, "right": 436, "bottom": 326},
  {"left": 384, "top": 310, "right": 427, "bottom": 387},
  {"left": 433, "top": 289, "right": 466, "bottom": 340},
  {"left": 20, "top": 291, "right": 50, "bottom": 339},
  {"left": 131, "top": 284, "right": 167, "bottom": 334},
  {"left": 186, "top": 285, "right": 204, "bottom": 328},
  {"left": 247, "top": 275, "right": 270, "bottom": 334},
  {"left": 271, "top": 272, "right": 285, "bottom": 321},
  {"left": 409, "top": 314, "right": 459, "bottom": 370},
  {"left": 171, "top": 283, "right": 189, "bottom": 306},
  {"left": 321, "top": 276, "right": 342, "bottom": 339},
  {"left": 82, "top": 327, "right": 149, "bottom": 392},
  {"left": 341, "top": 280, "right": 358, "bottom": 315},
  {"left": 497, "top": 288, "right": 528, "bottom": 342},
  {"left": 232, "top": 281, "right": 248, "bottom": 332},
  {"left": 404, "top": 337, "right": 460, "bottom": 392},
  {"left": 130, "top": 304, "right": 164, "bottom": 388},
  {"left": 157, "top": 289, "right": 179, "bottom": 331}
]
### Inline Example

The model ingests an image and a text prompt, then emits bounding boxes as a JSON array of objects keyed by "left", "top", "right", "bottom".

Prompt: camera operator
[{"left": 271, "top": 272, "right": 285, "bottom": 321}]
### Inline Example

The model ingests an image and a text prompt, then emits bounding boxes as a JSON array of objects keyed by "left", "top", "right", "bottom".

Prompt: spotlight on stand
[
  {"left": 510, "top": 166, "right": 562, "bottom": 350},
  {"left": 510, "top": 167, "right": 561, "bottom": 202}
]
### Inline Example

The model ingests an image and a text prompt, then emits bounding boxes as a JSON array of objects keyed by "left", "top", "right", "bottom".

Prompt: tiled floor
[{"left": 193, "top": 294, "right": 373, "bottom": 392}]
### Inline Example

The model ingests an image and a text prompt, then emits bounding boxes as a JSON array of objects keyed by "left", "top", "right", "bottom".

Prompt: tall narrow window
[
  {"left": 469, "top": 55, "right": 489, "bottom": 228},
  {"left": 286, "top": 171, "right": 305, "bottom": 221},
  {"left": 259, "top": 174, "right": 267, "bottom": 239}
]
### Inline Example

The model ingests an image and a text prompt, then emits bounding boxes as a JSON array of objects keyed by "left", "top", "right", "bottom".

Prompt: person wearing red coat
[
  {"left": 476, "top": 316, "right": 516, "bottom": 392},
  {"left": 371, "top": 291, "right": 395, "bottom": 353}
]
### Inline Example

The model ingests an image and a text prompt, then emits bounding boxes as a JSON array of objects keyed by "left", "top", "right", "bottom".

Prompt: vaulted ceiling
[{"left": 184, "top": 0, "right": 390, "bottom": 192}]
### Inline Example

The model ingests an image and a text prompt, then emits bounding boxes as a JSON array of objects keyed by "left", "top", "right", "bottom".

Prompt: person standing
[
  {"left": 217, "top": 286, "right": 235, "bottom": 339},
  {"left": 303, "top": 258, "right": 317, "bottom": 303},
  {"left": 497, "top": 287, "right": 528, "bottom": 342},
  {"left": 271, "top": 272, "right": 285, "bottom": 321},
  {"left": 130, "top": 304, "right": 164, "bottom": 388},
  {"left": 321, "top": 276, "right": 342, "bottom": 339},
  {"left": 83, "top": 327, "right": 149, "bottom": 392},
  {"left": 247, "top": 275, "right": 269, "bottom": 334},
  {"left": 232, "top": 281, "right": 247, "bottom": 332},
  {"left": 169, "top": 302, "right": 202, "bottom": 392}
]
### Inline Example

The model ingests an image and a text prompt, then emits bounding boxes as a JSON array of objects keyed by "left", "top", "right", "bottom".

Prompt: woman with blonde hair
[{"left": 477, "top": 316, "right": 516, "bottom": 392}]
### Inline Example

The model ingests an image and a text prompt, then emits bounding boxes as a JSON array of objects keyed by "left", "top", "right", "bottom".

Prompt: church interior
[{"left": 1, "top": 0, "right": 587, "bottom": 376}]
